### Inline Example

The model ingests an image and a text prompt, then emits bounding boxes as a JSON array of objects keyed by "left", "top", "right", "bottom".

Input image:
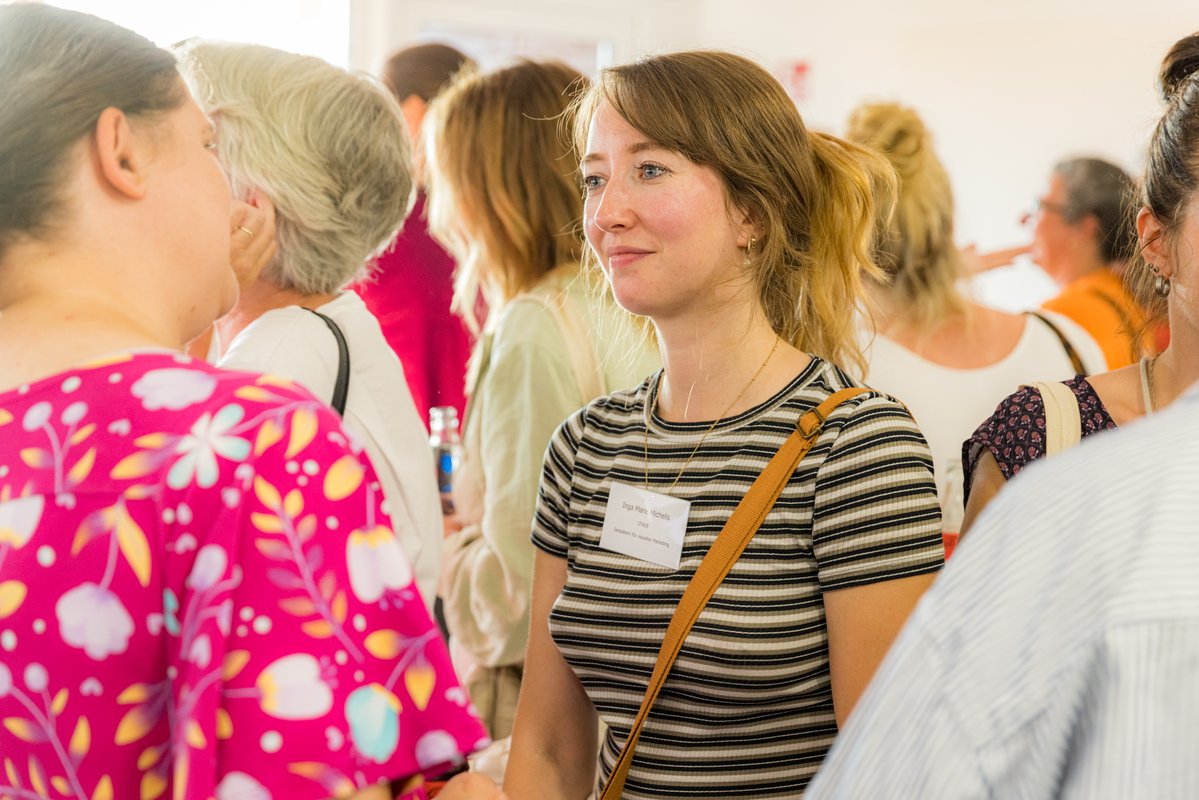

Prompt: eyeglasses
[{"left": 1020, "top": 198, "right": 1072, "bottom": 227}]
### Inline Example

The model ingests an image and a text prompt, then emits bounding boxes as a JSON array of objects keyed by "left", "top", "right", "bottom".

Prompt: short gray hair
[
  {"left": 175, "top": 41, "right": 413, "bottom": 294},
  {"left": 1053, "top": 157, "right": 1136, "bottom": 265}
]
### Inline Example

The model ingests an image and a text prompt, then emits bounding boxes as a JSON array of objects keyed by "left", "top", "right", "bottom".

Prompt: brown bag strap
[{"left": 600, "top": 387, "right": 869, "bottom": 799}]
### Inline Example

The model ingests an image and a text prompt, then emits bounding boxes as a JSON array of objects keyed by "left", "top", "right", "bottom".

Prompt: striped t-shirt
[{"left": 532, "top": 357, "right": 944, "bottom": 798}]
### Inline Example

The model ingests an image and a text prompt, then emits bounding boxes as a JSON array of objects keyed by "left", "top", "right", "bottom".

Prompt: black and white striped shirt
[{"left": 532, "top": 357, "right": 943, "bottom": 798}]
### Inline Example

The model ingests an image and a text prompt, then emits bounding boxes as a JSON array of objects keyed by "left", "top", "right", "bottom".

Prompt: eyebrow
[{"left": 581, "top": 140, "right": 668, "bottom": 165}]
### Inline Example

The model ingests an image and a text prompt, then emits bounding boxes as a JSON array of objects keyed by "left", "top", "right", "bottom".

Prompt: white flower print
[
  {"left": 215, "top": 772, "right": 272, "bottom": 800},
  {"left": 56, "top": 582, "right": 135, "bottom": 659},
  {"left": 22, "top": 401, "right": 52, "bottom": 431},
  {"left": 187, "top": 544, "right": 229, "bottom": 591},
  {"left": 346, "top": 525, "right": 412, "bottom": 603},
  {"left": 0, "top": 494, "right": 45, "bottom": 549},
  {"left": 0, "top": 663, "right": 11, "bottom": 697},
  {"left": 256, "top": 654, "right": 334, "bottom": 720},
  {"left": 131, "top": 368, "right": 218, "bottom": 411},
  {"left": 167, "top": 404, "right": 251, "bottom": 490}
]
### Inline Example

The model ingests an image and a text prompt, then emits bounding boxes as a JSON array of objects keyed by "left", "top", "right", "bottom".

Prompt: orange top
[{"left": 1042, "top": 269, "right": 1147, "bottom": 369}]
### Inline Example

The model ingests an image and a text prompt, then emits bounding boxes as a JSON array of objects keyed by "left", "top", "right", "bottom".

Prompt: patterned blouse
[
  {"left": 0, "top": 352, "right": 487, "bottom": 800},
  {"left": 962, "top": 377, "right": 1117, "bottom": 501}
]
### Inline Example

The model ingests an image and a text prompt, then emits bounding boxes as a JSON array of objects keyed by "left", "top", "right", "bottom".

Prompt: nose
[{"left": 589, "top": 177, "right": 635, "bottom": 233}]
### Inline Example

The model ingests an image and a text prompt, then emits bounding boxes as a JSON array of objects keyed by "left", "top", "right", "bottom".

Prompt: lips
[{"left": 605, "top": 245, "right": 652, "bottom": 269}]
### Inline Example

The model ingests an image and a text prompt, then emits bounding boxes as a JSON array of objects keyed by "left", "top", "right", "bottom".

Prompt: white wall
[{"left": 350, "top": 0, "right": 1196, "bottom": 307}]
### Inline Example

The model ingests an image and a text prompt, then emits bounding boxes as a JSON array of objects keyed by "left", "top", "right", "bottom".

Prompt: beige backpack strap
[
  {"left": 600, "top": 387, "right": 869, "bottom": 800},
  {"left": 1031, "top": 381, "right": 1082, "bottom": 456}
]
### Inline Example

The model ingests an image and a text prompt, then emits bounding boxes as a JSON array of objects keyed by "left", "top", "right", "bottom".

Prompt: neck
[
  {"left": 1150, "top": 307, "right": 1199, "bottom": 411},
  {"left": 653, "top": 301, "right": 796, "bottom": 423},
  {"left": 1054, "top": 250, "right": 1108, "bottom": 287},
  {"left": 214, "top": 279, "right": 339, "bottom": 358}
]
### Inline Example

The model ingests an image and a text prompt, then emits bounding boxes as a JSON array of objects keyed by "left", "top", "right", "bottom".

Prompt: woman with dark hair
[
  {"left": 961, "top": 31, "right": 1199, "bottom": 536},
  {"left": 0, "top": 6, "right": 496, "bottom": 798}
]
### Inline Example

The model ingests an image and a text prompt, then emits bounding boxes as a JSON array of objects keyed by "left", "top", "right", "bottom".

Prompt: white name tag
[{"left": 599, "top": 481, "right": 690, "bottom": 570}]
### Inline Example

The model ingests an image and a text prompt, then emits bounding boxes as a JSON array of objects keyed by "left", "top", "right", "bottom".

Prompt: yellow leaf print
[
  {"left": 234, "top": 385, "right": 275, "bottom": 403},
  {"left": 364, "top": 630, "right": 402, "bottom": 659},
  {"left": 28, "top": 755, "right": 48, "bottom": 797},
  {"left": 20, "top": 447, "right": 51, "bottom": 469},
  {"left": 185, "top": 719, "right": 206, "bottom": 749},
  {"left": 250, "top": 513, "right": 284, "bottom": 534},
  {"left": 323, "top": 455, "right": 364, "bottom": 501},
  {"left": 69, "top": 716, "right": 90, "bottom": 759},
  {"left": 254, "top": 477, "right": 282, "bottom": 511},
  {"left": 278, "top": 596, "right": 317, "bottom": 617},
  {"left": 0, "top": 409, "right": 12, "bottom": 427},
  {"left": 67, "top": 447, "right": 97, "bottom": 486},
  {"left": 173, "top": 753, "right": 188, "bottom": 800},
  {"left": 257, "top": 374, "right": 299, "bottom": 390},
  {"left": 216, "top": 708, "right": 233, "bottom": 740},
  {"left": 301, "top": 619, "right": 334, "bottom": 639},
  {"left": 137, "top": 744, "right": 165, "bottom": 770},
  {"left": 115, "top": 705, "right": 156, "bottom": 745},
  {"left": 93, "top": 775, "right": 114, "bottom": 800},
  {"left": 222, "top": 650, "right": 251, "bottom": 681},
  {"left": 68, "top": 422, "right": 97, "bottom": 446},
  {"left": 111, "top": 451, "right": 158, "bottom": 481},
  {"left": 117, "top": 683, "right": 152, "bottom": 704},
  {"left": 254, "top": 417, "right": 285, "bottom": 456},
  {"left": 51, "top": 688, "right": 68, "bottom": 715},
  {"left": 114, "top": 504, "right": 151, "bottom": 588},
  {"left": 283, "top": 489, "right": 303, "bottom": 519},
  {"left": 286, "top": 408, "right": 318, "bottom": 459},
  {"left": 3, "top": 759, "right": 18, "bottom": 788},
  {"left": 2, "top": 717, "right": 40, "bottom": 742},
  {"left": 0, "top": 581, "right": 27, "bottom": 619},
  {"left": 141, "top": 769, "right": 167, "bottom": 800},
  {"left": 404, "top": 660, "right": 437, "bottom": 711},
  {"left": 331, "top": 590, "right": 347, "bottom": 624},
  {"left": 133, "top": 432, "right": 170, "bottom": 449},
  {"left": 52, "top": 775, "right": 73, "bottom": 795}
]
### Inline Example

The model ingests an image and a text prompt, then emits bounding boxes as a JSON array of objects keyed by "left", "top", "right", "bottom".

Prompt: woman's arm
[
  {"left": 504, "top": 550, "right": 598, "bottom": 799},
  {"left": 959, "top": 450, "right": 1006, "bottom": 539},
  {"left": 442, "top": 315, "right": 585, "bottom": 668},
  {"left": 823, "top": 572, "right": 936, "bottom": 728}
]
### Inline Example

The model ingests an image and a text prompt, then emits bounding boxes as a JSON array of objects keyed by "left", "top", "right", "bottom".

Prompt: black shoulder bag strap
[
  {"left": 1026, "top": 311, "right": 1086, "bottom": 376},
  {"left": 302, "top": 308, "right": 350, "bottom": 416}
]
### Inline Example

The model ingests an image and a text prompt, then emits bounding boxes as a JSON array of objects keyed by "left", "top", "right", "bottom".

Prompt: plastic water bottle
[{"left": 429, "top": 406, "right": 462, "bottom": 516}]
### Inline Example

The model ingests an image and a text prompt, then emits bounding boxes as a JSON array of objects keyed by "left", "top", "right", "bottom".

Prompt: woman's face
[
  {"left": 149, "top": 88, "right": 238, "bottom": 329},
  {"left": 580, "top": 102, "right": 751, "bottom": 324}
]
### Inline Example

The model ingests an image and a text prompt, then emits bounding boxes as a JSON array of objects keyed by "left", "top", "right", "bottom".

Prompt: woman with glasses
[
  {"left": 961, "top": 33, "right": 1199, "bottom": 537},
  {"left": 846, "top": 103, "right": 1104, "bottom": 549}
]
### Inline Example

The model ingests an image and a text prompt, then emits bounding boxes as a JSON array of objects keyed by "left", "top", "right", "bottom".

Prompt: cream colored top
[{"left": 441, "top": 264, "right": 659, "bottom": 671}]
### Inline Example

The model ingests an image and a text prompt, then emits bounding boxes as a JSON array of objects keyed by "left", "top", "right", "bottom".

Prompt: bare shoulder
[{"left": 1085, "top": 364, "right": 1145, "bottom": 426}]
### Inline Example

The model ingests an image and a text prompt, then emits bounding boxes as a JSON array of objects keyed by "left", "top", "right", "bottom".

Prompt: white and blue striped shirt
[{"left": 807, "top": 384, "right": 1199, "bottom": 799}]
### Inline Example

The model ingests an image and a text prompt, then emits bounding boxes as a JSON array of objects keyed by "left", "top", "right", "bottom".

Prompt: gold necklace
[{"left": 643, "top": 337, "right": 781, "bottom": 492}]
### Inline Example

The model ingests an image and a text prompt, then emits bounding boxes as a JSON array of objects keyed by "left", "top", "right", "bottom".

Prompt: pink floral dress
[{"left": 0, "top": 352, "right": 488, "bottom": 799}]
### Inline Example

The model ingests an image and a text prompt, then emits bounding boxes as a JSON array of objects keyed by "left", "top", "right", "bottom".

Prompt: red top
[{"left": 355, "top": 193, "right": 472, "bottom": 429}]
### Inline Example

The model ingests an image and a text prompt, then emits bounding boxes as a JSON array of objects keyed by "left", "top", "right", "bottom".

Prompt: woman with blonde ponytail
[
  {"left": 505, "top": 52, "right": 945, "bottom": 799},
  {"left": 845, "top": 102, "right": 1104, "bottom": 547}
]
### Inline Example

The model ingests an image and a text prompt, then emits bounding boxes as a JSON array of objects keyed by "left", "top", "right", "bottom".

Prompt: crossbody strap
[
  {"left": 600, "top": 387, "right": 869, "bottom": 800},
  {"left": 1026, "top": 311, "right": 1087, "bottom": 376},
  {"left": 303, "top": 308, "right": 350, "bottom": 417}
]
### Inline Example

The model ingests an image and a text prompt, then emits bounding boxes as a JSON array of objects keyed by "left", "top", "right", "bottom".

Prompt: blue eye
[
  {"left": 581, "top": 174, "right": 604, "bottom": 193},
  {"left": 639, "top": 163, "right": 668, "bottom": 179}
]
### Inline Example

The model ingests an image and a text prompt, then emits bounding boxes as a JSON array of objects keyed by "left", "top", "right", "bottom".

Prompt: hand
[
  {"left": 443, "top": 512, "right": 465, "bottom": 538},
  {"left": 229, "top": 193, "right": 277, "bottom": 290},
  {"left": 436, "top": 772, "right": 508, "bottom": 800},
  {"left": 961, "top": 243, "right": 1032, "bottom": 274}
]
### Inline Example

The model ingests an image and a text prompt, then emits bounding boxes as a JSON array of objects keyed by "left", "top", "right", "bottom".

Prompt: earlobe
[
  {"left": 1137, "top": 207, "right": 1170, "bottom": 274},
  {"left": 94, "top": 107, "right": 148, "bottom": 201}
]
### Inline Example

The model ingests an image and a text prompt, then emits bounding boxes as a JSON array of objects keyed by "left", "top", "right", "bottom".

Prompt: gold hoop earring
[{"left": 744, "top": 235, "right": 757, "bottom": 267}]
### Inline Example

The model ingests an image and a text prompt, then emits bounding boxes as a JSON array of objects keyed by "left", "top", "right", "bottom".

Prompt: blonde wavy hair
[
  {"left": 570, "top": 51, "right": 895, "bottom": 372},
  {"left": 845, "top": 102, "right": 967, "bottom": 328},
  {"left": 425, "top": 60, "right": 588, "bottom": 334},
  {"left": 175, "top": 41, "right": 413, "bottom": 295}
]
